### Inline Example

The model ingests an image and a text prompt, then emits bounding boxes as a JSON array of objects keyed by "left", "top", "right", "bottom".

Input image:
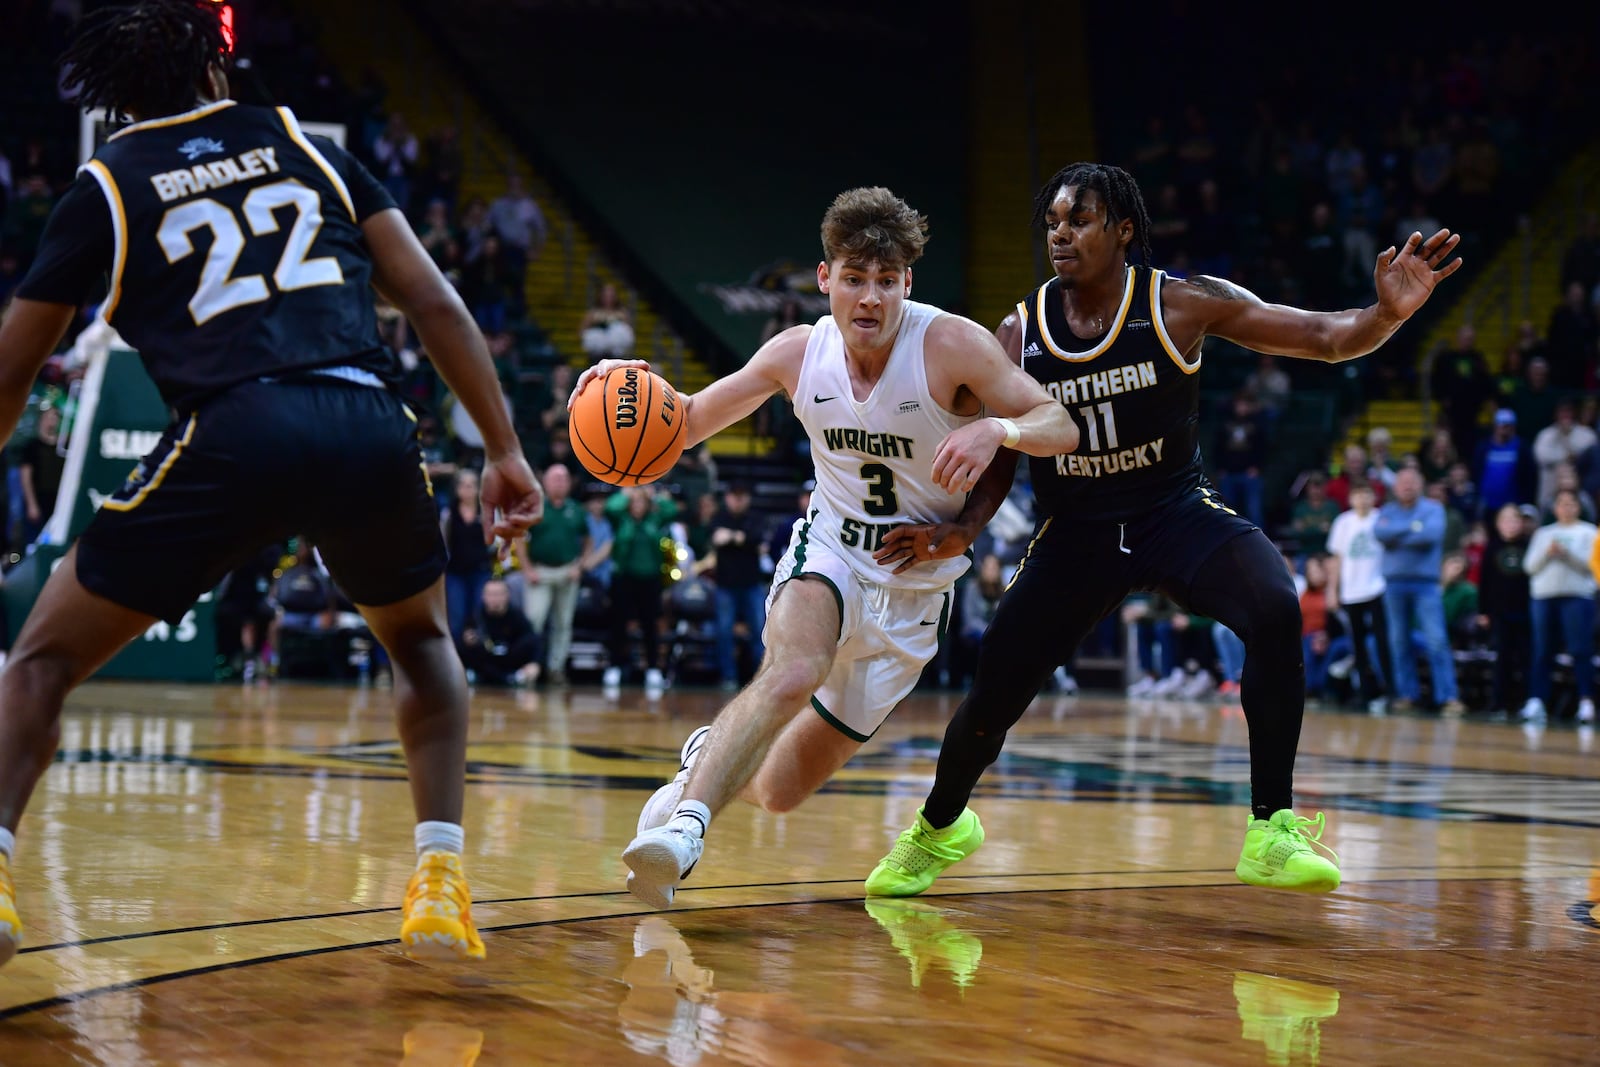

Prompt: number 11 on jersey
[{"left": 1076, "top": 401, "right": 1119, "bottom": 452}]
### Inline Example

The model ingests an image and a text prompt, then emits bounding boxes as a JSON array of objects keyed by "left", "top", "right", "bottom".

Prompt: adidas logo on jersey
[
  {"left": 1022, "top": 342, "right": 1043, "bottom": 356},
  {"left": 177, "top": 136, "right": 226, "bottom": 161}
]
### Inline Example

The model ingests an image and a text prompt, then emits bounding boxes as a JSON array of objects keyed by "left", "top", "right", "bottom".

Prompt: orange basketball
[{"left": 567, "top": 366, "right": 688, "bottom": 486}]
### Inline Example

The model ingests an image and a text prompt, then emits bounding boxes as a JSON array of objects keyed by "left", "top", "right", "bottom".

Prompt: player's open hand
[
  {"left": 1374, "top": 229, "right": 1462, "bottom": 321},
  {"left": 931, "top": 419, "right": 1006, "bottom": 494},
  {"left": 481, "top": 452, "right": 544, "bottom": 542},
  {"left": 568, "top": 359, "right": 652, "bottom": 409},
  {"left": 874, "top": 521, "right": 975, "bottom": 575}
]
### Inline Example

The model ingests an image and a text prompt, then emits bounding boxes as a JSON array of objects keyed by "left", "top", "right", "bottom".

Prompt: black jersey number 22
[{"left": 157, "top": 178, "right": 345, "bottom": 326}]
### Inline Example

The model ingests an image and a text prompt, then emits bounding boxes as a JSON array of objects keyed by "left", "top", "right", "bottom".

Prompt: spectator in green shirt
[
  {"left": 1289, "top": 472, "right": 1341, "bottom": 549},
  {"left": 520, "top": 464, "right": 590, "bottom": 686},
  {"left": 603, "top": 488, "right": 677, "bottom": 691},
  {"left": 1440, "top": 551, "right": 1479, "bottom": 644}
]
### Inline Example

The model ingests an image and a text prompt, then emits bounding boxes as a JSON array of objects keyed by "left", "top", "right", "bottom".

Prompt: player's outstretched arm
[
  {"left": 573, "top": 327, "right": 803, "bottom": 451},
  {"left": 1168, "top": 229, "right": 1463, "bottom": 363},
  {"left": 568, "top": 327, "right": 801, "bottom": 448},
  {"left": 675, "top": 326, "right": 803, "bottom": 447},
  {"left": 874, "top": 312, "right": 1043, "bottom": 573},
  {"left": 364, "top": 208, "right": 542, "bottom": 540},
  {"left": 926, "top": 314, "right": 1077, "bottom": 494},
  {"left": 0, "top": 299, "right": 76, "bottom": 446}
]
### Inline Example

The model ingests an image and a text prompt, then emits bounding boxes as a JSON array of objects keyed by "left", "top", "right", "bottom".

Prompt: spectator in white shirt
[
  {"left": 1532, "top": 400, "right": 1597, "bottom": 509},
  {"left": 1325, "top": 482, "right": 1390, "bottom": 711},
  {"left": 1521, "top": 489, "right": 1598, "bottom": 723}
]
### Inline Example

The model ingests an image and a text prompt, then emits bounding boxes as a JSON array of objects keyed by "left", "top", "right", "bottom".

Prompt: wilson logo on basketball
[
  {"left": 615, "top": 369, "right": 640, "bottom": 429},
  {"left": 569, "top": 366, "right": 687, "bottom": 487}
]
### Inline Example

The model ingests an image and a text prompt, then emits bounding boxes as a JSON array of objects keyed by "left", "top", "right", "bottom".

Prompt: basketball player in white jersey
[{"left": 570, "top": 187, "right": 1078, "bottom": 907}]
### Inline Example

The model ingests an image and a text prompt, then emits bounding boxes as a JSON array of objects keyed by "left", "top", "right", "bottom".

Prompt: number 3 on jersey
[
  {"left": 861, "top": 462, "right": 899, "bottom": 516},
  {"left": 157, "top": 178, "right": 344, "bottom": 325}
]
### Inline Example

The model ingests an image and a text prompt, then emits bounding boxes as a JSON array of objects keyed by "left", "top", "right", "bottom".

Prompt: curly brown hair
[{"left": 819, "top": 187, "right": 929, "bottom": 270}]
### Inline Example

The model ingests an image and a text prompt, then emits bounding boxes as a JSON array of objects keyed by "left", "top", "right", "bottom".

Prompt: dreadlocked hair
[
  {"left": 1030, "top": 163, "right": 1153, "bottom": 266},
  {"left": 60, "top": 0, "right": 228, "bottom": 123}
]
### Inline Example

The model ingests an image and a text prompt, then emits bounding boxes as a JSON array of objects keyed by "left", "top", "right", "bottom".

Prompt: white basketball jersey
[{"left": 791, "top": 300, "right": 981, "bottom": 591}]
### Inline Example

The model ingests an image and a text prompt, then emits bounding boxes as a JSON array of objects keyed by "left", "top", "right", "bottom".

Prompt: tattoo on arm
[{"left": 1187, "top": 275, "right": 1251, "bottom": 302}]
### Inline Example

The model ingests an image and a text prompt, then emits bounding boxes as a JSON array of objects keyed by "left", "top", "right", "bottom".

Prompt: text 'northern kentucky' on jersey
[
  {"left": 16, "top": 100, "right": 398, "bottom": 412},
  {"left": 1016, "top": 266, "right": 1206, "bottom": 522},
  {"left": 794, "top": 301, "right": 981, "bottom": 591}
]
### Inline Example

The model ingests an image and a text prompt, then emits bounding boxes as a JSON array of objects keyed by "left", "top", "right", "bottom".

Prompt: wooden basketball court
[{"left": 0, "top": 680, "right": 1596, "bottom": 1065}]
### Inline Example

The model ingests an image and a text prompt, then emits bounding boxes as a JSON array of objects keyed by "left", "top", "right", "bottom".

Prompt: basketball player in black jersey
[
  {"left": 865, "top": 162, "right": 1462, "bottom": 897},
  {"left": 0, "top": 1, "right": 542, "bottom": 964}
]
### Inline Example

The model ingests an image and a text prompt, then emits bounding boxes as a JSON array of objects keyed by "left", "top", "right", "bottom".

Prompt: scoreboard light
[{"left": 206, "top": 0, "right": 236, "bottom": 53}]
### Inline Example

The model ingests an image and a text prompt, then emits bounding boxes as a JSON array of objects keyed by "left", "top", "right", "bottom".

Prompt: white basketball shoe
[{"left": 636, "top": 726, "right": 712, "bottom": 836}]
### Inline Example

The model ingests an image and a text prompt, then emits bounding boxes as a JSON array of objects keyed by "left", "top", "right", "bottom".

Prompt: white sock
[
  {"left": 0, "top": 828, "right": 13, "bottom": 860},
  {"left": 667, "top": 801, "right": 711, "bottom": 839},
  {"left": 414, "top": 821, "right": 465, "bottom": 857}
]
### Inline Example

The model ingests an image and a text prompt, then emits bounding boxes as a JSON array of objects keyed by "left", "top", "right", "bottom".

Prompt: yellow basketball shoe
[
  {"left": 401, "top": 850, "right": 486, "bottom": 961},
  {"left": 1233, "top": 971, "right": 1341, "bottom": 1065},
  {"left": 1235, "top": 810, "right": 1341, "bottom": 893},
  {"left": 864, "top": 807, "right": 984, "bottom": 897},
  {"left": 864, "top": 899, "right": 984, "bottom": 991},
  {"left": 0, "top": 853, "right": 19, "bottom": 966}
]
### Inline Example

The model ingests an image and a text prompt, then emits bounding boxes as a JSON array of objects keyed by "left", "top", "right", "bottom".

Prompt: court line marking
[
  {"left": 16, "top": 860, "right": 1591, "bottom": 956},
  {"left": 3, "top": 869, "right": 1594, "bottom": 1022}
]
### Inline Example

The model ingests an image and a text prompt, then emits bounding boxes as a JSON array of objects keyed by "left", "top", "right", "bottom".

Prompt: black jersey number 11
[{"left": 1076, "top": 401, "right": 1120, "bottom": 452}]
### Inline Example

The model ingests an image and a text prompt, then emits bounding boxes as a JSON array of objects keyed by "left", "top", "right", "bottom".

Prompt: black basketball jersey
[
  {"left": 18, "top": 100, "right": 396, "bottom": 411},
  {"left": 1017, "top": 265, "right": 1208, "bottom": 521}
]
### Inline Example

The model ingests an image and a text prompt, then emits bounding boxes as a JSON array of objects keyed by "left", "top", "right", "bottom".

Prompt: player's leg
[
  {"left": 741, "top": 711, "right": 862, "bottom": 813},
  {"left": 868, "top": 521, "right": 1130, "bottom": 897},
  {"left": 739, "top": 581, "right": 952, "bottom": 813},
  {"left": 622, "top": 573, "right": 842, "bottom": 908},
  {"left": 0, "top": 547, "right": 160, "bottom": 965},
  {"left": 306, "top": 382, "right": 482, "bottom": 960},
  {"left": 0, "top": 393, "right": 289, "bottom": 965},
  {"left": 354, "top": 580, "right": 467, "bottom": 827},
  {"left": 349, "top": 581, "right": 483, "bottom": 959},
  {"left": 0, "top": 547, "right": 160, "bottom": 829},
  {"left": 1174, "top": 529, "right": 1339, "bottom": 893},
  {"left": 635, "top": 708, "right": 861, "bottom": 837}
]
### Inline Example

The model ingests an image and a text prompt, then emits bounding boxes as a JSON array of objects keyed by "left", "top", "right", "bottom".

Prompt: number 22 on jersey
[{"left": 157, "top": 178, "right": 344, "bottom": 325}]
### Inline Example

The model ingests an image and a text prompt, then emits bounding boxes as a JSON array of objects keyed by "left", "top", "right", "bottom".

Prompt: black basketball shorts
[
  {"left": 76, "top": 379, "right": 446, "bottom": 624},
  {"left": 1004, "top": 483, "right": 1262, "bottom": 633}
]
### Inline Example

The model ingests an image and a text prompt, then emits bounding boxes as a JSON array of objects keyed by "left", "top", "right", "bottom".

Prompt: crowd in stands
[{"left": 1, "top": 4, "right": 1597, "bottom": 720}]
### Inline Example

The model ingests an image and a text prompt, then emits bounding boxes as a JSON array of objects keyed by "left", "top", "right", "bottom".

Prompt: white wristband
[{"left": 992, "top": 416, "right": 1021, "bottom": 449}]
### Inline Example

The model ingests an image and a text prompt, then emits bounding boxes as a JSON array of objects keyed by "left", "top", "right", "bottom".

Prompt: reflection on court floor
[{"left": 0, "top": 681, "right": 1595, "bottom": 1065}]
